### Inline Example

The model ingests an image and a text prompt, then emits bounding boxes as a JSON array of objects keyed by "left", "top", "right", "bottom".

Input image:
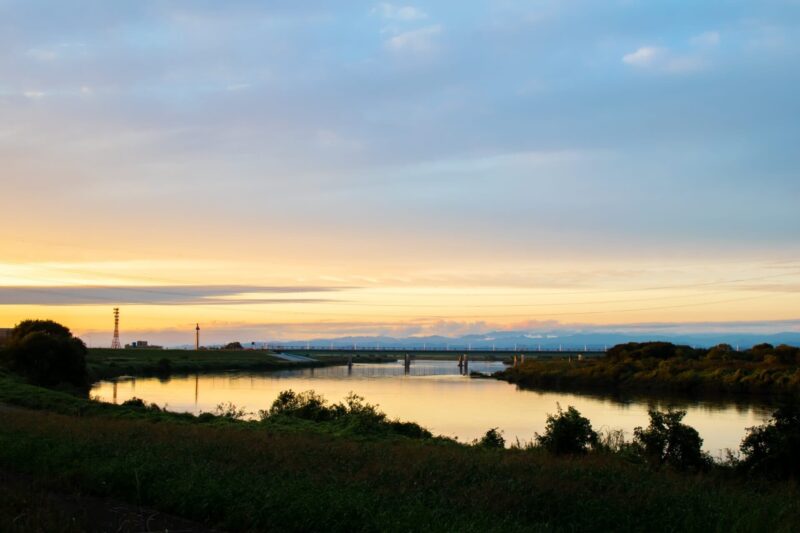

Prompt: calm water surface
[{"left": 91, "top": 360, "right": 774, "bottom": 455}]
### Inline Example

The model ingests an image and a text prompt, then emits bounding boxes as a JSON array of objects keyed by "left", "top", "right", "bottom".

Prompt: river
[{"left": 91, "top": 359, "right": 775, "bottom": 456}]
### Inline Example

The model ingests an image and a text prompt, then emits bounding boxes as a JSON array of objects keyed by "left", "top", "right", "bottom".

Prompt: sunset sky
[{"left": 1, "top": 1, "right": 799, "bottom": 345}]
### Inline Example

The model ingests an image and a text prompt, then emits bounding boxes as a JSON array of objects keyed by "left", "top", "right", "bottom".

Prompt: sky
[{"left": 1, "top": 0, "right": 799, "bottom": 346}]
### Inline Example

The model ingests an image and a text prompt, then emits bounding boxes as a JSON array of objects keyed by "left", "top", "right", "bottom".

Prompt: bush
[
  {"left": 633, "top": 409, "right": 708, "bottom": 470},
  {"left": 265, "top": 390, "right": 333, "bottom": 421},
  {"left": 535, "top": 405, "right": 597, "bottom": 454},
  {"left": 261, "top": 389, "right": 433, "bottom": 439},
  {"left": 121, "top": 397, "right": 162, "bottom": 412},
  {"left": 739, "top": 403, "right": 800, "bottom": 479},
  {"left": 475, "top": 428, "right": 505, "bottom": 449},
  {"left": 2, "top": 320, "right": 88, "bottom": 388},
  {"left": 214, "top": 402, "right": 249, "bottom": 420}
]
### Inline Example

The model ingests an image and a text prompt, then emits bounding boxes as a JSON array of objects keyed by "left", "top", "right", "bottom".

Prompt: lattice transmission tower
[{"left": 111, "top": 307, "right": 121, "bottom": 349}]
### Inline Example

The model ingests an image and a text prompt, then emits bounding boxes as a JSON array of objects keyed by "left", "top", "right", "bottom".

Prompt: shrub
[
  {"left": 261, "top": 389, "right": 433, "bottom": 439},
  {"left": 214, "top": 402, "right": 249, "bottom": 420},
  {"left": 633, "top": 409, "right": 708, "bottom": 470},
  {"left": 265, "top": 390, "right": 333, "bottom": 421},
  {"left": 121, "top": 397, "right": 162, "bottom": 412},
  {"left": 535, "top": 405, "right": 597, "bottom": 454},
  {"left": 475, "top": 428, "right": 505, "bottom": 449},
  {"left": 739, "top": 403, "right": 800, "bottom": 479},
  {"left": 2, "top": 319, "right": 88, "bottom": 388}
]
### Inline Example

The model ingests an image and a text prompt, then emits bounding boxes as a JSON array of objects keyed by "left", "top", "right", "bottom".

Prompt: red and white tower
[{"left": 111, "top": 308, "right": 121, "bottom": 349}]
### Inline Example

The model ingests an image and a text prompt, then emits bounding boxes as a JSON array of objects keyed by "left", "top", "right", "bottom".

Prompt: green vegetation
[
  {"left": 739, "top": 403, "right": 800, "bottom": 479},
  {"left": 1, "top": 320, "right": 88, "bottom": 389},
  {"left": 4, "top": 324, "right": 800, "bottom": 531},
  {"left": 86, "top": 347, "right": 393, "bottom": 381},
  {"left": 534, "top": 405, "right": 598, "bottom": 454},
  {"left": 474, "top": 427, "right": 505, "bottom": 449},
  {"left": 498, "top": 341, "right": 800, "bottom": 397},
  {"left": 1, "top": 374, "right": 800, "bottom": 531},
  {"left": 633, "top": 409, "right": 709, "bottom": 471}
]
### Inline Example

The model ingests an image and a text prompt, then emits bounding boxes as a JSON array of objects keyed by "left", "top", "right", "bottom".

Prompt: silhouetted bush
[
  {"left": 475, "top": 428, "right": 505, "bottom": 449},
  {"left": 121, "top": 397, "right": 162, "bottom": 412},
  {"left": 739, "top": 404, "right": 800, "bottom": 479},
  {"left": 261, "top": 389, "right": 432, "bottom": 439},
  {"left": 214, "top": 402, "right": 249, "bottom": 420},
  {"left": 633, "top": 409, "right": 708, "bottom": 471},
  {"left": 535, "top": 405, "right": 597, "bottom": 454},
  {"left": 2, "top": 319, "right": 88, "bottom": 388},
  {"left": 266, "top": 390, "right": 333, "bottom": 421}
]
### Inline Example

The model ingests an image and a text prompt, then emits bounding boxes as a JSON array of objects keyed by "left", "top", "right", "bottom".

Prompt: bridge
[{"left": 273, "top": 346, "right": 606, "bottom": 360}]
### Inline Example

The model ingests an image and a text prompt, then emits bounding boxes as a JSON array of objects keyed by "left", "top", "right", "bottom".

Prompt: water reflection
[{"left": 92, "top": 359, "right": 775, "bottom": 455}]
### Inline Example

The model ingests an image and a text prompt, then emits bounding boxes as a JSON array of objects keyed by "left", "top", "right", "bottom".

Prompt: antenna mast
[{"left": 111, "top": 308, "right": 121, "bottom": 349}]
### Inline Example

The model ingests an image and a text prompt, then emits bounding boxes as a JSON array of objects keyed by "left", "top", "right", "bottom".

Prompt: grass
[
  {"left": 87, "top": 348, "right": 394, "bottom": 381},
  {"left": 1, "top": 372, "right": 800, "bottom": 532}
]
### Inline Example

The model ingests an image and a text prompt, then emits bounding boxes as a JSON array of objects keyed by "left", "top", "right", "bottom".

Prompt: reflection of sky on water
[{"left": 93, "top": 360, "right": 774, "bottom": 456}]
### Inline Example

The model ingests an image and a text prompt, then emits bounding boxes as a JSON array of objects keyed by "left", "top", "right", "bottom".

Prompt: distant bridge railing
[{"left": 267, "top": 344, "right": 608, "bottom": 353}]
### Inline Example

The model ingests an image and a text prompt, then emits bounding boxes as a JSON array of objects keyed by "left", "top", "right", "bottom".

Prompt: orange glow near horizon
[{"left": 0, "top": 254, "right": 798, "bottom": 344}]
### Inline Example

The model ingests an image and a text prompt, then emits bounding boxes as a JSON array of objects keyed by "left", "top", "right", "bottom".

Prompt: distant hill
[{"left": 264, "top": 330, "right": 800, "bottom": 351}]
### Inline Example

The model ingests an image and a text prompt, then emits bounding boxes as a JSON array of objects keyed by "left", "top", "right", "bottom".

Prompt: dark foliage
[
  {"left": 1, "top": 320, "right": 88, "bottom": 388},
  {"left": 475, "top": 427, "right": 506, "bottom": 449},
  {"left": 120, "top": 397, "right": 162, "bottom": 413},
  {"left": 223, "top": 342, "right": 244, "bottom": 350},
  {"left": 262, "top": 389, "right": 433, "bottom": 438},
  {"left": 633, "top": 409, "right": 709, "bottom": 471},
  {"left": 155, "top": 358, "right": 172, "bottom": 375},
  {"left": 535, "top": 405, "right": 598, "bottom": 454},
  {"left": 500, "top": 341, "right": 800, "bottom": 396},
  {"left": 739, "top": 403, "right": 800, "bottom": 479}
]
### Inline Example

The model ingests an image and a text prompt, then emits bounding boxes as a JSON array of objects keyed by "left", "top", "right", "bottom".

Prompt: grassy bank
[
  {"left": 497, "top": 342, "right": 800, "bottom": 398},
  {"left": 87, "top": 348, "right": 394, "bottom": 381},
  {"left": 1, "top": 373, "right": 799, "bottom": 532}
]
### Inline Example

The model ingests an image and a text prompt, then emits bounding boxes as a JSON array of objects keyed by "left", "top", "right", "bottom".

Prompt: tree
[
  {"left": 224, "top": 341, "right": 244, "bottom": 350},
  {"left": 2, "top": 319, "right": 88, "bottom": 388},
  {"left": 535, "top": 405, "right": 598, "bottom": 454},
  {"left": 740, "top": 403, "right": 800, "bottom": 479},
  {"left": 706, "top": 343, "right": 733, "bottom": 361},
  {"left": 633, "top": 409, "right": 708, "bottom": 470}
]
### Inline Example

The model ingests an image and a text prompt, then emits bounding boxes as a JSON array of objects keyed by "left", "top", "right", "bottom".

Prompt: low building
[{"left": 125, "top": 340, "right": 163, "bottom": 350}]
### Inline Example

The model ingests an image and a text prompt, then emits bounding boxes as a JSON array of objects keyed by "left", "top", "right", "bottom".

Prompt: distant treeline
[{"left": 498, "top": 341, "right": 800, "bottom": 396}]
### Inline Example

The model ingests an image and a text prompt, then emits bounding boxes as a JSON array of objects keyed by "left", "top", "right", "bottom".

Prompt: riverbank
[
  {"left": 87, "top": 348, "right": 395, "bottom": 381},
  {"left": 495, "top": 342, "right": 800, "bottom": 398},
  {"left": 1, "top": 373, "right": 798, "bottom": 532}
]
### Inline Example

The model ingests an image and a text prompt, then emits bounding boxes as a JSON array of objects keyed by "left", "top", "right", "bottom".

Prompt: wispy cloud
[
  {"left": 622, "top": 46, "right": 704, "bottom": 73},
  {"left": 690, "top": 30, "right": 720, "bottom": 47},
  {"left": 622, "top": 31, "right": 720, "bottom": 74},
  {"left": 0, "top": 285, "right": 349, "bottom": 306},
  {"left": 373, "top": 3, "right": 427, "bottom": 21},
  {"left": 386, "top": 24, "right": 441, "bottom": 53}
]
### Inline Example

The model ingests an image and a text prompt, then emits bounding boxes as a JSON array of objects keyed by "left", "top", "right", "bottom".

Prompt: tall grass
[{"left": 1, "top": 373, "right": 800, "bottom": 531}]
